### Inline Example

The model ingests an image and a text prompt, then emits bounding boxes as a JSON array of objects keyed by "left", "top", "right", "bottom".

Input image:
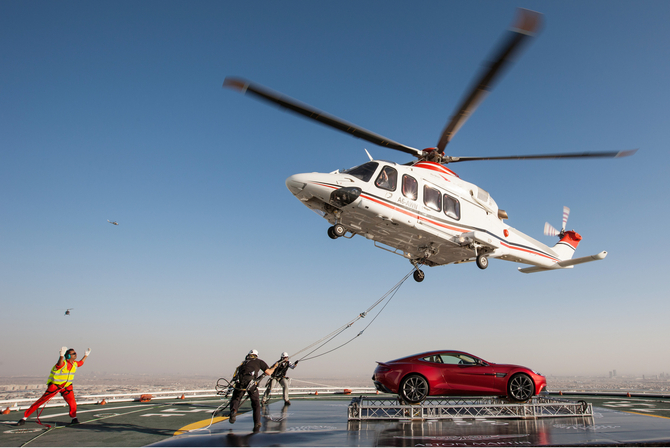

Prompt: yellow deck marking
[
  {"left": 621, "top": 410, "right": 670, "bottom": 420},
  {"left": 174, "top": 416, "right": 227, "bottom": 436}
]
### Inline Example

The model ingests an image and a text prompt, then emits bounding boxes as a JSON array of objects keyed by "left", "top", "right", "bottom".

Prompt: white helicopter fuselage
[
  {"left": 226, "top": 10, "right": 623, "bottom": 277},
  {"left": 286, "top": 160, "right": 604, "bottom": 273}
]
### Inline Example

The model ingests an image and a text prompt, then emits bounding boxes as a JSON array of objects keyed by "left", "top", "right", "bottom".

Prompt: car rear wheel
[
  {"left": 400, "top": 374, "right": 429, "bottom": 403},
  {"left": 507, "top": 373, "right": 534, "bottom": 402}
]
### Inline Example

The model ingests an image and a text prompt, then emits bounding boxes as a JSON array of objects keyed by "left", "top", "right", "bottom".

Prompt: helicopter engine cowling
[{"left": 330, "top": 186, "right": 362, "bottom": 208}]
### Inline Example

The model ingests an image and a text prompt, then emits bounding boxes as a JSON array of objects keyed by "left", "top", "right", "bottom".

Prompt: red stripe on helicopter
[
  {"left": 312, "top": 181, "right": 558, "bottom": 260},
  {"left": 500, "top": 241, "right": 559, "bottom": 262},
  {"left": 358, "top": 193, "right": 420, "bottom": 219},
  {"left": 415, "top": 215, "right": 469, "bottom": 233},
  {"left": 413, "top": 161, "right": 459, "bottom": 178},
  {"left": 314, "top": 181, "right": 487, "bottom": 236},
  {"left": 357, "top": 193, "right": 469, "bottom": 233}
]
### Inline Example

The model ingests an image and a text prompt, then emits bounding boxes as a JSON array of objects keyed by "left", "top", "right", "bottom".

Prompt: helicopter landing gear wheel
[
  {"left": 476, "top": 254, "right": 489, "bottom": 270},
  {"left": 333, "top": 224, "right": 346, "bottom": 237},
  {"left": 413, "top": 269, "right": 425, "bottom": 282},
  {"left": 327, "top": 226, "right": 339, "bottom": 239}
]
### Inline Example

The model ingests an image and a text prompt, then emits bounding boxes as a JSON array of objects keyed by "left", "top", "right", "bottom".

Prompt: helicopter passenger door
[{"left": 397, "top": 173, "right": 419, "bottom": 228}]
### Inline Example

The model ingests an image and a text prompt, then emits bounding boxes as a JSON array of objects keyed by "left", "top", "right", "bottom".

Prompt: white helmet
[
  {"left": 281, "top": 352, "right": 289, "bottom": 358},
  {"left": 248, "top": 349, "right": 258, "bottom": 357}
]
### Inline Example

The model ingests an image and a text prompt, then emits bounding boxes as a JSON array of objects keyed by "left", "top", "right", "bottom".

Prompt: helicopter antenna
[{"left": 364, "top": 148, "right": 373, "bottom": 161}]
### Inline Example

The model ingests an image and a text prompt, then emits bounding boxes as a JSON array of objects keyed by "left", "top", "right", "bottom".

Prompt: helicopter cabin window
[
  {"left": 342, "top": 162, "right": 379, "bottom": 182},
  {"left": 402, "top": 175, "right": 418, "bottom": 200},
  {"left": 375, "top": 166, "right": 397, "bottom": 191},
  {"left": 423, "top": 185, "right": 441, "bottom": 212},
  {"left": 443, "top": 194, "right": 460, "bottom": 220}
]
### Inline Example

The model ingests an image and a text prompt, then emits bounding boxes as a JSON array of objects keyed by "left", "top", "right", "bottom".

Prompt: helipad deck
[{"left": 2, "top": 394, "right": 670, "bottom": 446}]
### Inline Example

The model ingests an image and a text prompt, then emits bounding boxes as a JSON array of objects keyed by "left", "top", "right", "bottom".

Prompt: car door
[{"left": 438, "top": 353, "right": 496, "bottom": 395}]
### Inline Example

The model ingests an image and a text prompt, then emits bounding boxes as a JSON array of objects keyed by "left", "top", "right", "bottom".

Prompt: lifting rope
[
  {"left": 291, "top": 265, "right": 417, "bottom": 362},
  {"left": 205, "top": 266, "right": 417, "bottom": 424}
]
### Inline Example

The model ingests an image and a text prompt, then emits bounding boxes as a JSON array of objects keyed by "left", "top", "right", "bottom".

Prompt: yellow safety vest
[{"left": 47, "top": 361, "right": 77, "bottom": 387}]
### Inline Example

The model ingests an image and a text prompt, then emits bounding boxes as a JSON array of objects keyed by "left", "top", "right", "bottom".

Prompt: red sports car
[{"left": 373, "top": 350, "right": 546, "bottom": 403}]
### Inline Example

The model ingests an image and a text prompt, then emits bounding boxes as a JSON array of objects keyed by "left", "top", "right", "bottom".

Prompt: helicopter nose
[
  {"left": 286, "top": 173, "right": 309, "bottom": 195},
  {"left": 330, "top": 186, "right": 361, "bottom": 208}
]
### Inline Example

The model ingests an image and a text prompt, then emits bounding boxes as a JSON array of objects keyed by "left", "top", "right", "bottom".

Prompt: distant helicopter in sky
[
  {"left": 107, "top": 220, "right": 119, "bottom": 225},
  {"left": 223, "top": 9, "right": 636, "bottom": 281},
  {"left": 64, "top": 308, "right": 73, "bottom": 316}
]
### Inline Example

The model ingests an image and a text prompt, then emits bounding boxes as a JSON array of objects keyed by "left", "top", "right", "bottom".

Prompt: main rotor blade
[
  {"left": 223, "top": 77, "right": 422, "bottom": 158},
  {"left": 436, "top": 8, "right": 542, "bottom": 153},
  {"left": 443, "top": 149, "right": 638, "bottom": 163}
]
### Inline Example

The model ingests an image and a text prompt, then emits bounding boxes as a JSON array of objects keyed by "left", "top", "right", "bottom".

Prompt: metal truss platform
[{"left": 348, "top": 395, "right": 593, "bottom": 420}]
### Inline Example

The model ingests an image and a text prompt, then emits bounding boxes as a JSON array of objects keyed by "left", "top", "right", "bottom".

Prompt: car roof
[{"left": 388, "top": 350, "right": 476, "bottom": 363}]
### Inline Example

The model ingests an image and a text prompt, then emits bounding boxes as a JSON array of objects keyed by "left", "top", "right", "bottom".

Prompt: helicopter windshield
[{"left": 342, "top": 162, "right": 379, "bottom": 182}]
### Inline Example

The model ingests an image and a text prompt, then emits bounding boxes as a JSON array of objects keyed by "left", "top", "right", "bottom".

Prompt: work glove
[
  {"left": 294, "top": 360, "right": 299, "bottom": 366},
  {"left": 85, "top": 348, "right": 91, "bottom": 357},
  {"left": 59, "top": 346, "right": 68, "bottom": 357}
]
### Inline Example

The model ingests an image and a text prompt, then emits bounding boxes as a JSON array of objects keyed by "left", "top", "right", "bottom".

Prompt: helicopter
[
  {"left": 64, "top": 308, "right": 73, "bottom": 316},
  {"left": 223, "top": 9, "right": 636, "bottom": 282},
  {"left": 107, "top": 220, "right": 119, "bottom": 225}
]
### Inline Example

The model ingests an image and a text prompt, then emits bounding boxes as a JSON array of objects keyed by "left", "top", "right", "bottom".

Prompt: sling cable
[{"left": 204, "top": 266, "right": 418, "bottom": 429}]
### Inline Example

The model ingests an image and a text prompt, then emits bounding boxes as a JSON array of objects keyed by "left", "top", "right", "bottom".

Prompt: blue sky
[{"left": 2, "top": 1, "right": 669, "bottom": 382}]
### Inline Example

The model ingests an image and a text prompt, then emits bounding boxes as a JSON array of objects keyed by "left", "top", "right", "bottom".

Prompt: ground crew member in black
[
  {"left": 262, "top": 352, "right": 298, "bottom": 405},
  {"left": 228, "top": 349, "right": 276, "bottom": 431}
]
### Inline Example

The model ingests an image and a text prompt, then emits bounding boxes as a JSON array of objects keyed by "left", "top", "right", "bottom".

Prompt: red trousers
[{"left": 23, "top": 384, "right": 77, "bottom": 418}]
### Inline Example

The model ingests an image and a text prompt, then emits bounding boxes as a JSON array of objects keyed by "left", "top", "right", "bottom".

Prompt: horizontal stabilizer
[
  {"left": 556, "top": 251, "right": 607, "bottom": 267},
  {"left": 518, "top": 251, "right": 607, "bottom": 274}
]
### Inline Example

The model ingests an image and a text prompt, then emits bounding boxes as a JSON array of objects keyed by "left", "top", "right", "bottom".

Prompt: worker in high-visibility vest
[{"left": 16, "top": 346, "right": 90, "bottom": 426}]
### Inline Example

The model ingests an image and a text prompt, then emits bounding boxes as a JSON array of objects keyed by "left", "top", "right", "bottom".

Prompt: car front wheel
[
  {"left": 400, "top": 374, "right": 429, "bottom": 403},
  {"left": 507, "top": 373, "right": 534, "bottom": 402}
]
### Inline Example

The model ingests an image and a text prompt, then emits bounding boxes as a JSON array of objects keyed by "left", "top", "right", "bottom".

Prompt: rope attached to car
[
  {"left": 291, "top": 265, "right": 418, "bottom": 362},
  {"left": 207, "top": 266, "right": 418, "bottom": 420}
]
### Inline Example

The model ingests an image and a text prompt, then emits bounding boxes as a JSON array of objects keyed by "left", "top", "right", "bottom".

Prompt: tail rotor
[{"left": 544, "top": 206, "right": 570, "bottom": 238}]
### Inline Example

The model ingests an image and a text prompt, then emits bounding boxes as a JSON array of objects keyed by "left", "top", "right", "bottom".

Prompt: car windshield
[{"left": 341, "top": 162, "right": 379, "bottom": 182}]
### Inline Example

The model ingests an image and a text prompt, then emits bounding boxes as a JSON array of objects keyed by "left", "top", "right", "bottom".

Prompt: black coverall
[{"left": 229, "top": 357, "right": 269, "bottom": 426}]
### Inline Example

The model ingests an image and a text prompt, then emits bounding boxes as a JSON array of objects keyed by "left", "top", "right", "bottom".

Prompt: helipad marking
[
  {"left": 623, "top": 411, "right": 670, "bottom": 420},
  {"left": 40, "top": 404, "right": 154, "bottom": 418},
  {"left": 4, "top": 428, "right": 44, "bottom": 434},
  {"left": 174, "top": 416, "right": 227, "bottom": 436}
]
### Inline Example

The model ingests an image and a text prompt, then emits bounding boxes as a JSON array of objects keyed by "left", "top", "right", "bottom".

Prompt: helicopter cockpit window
[
  {"left": 443, "top": 194, "right": 460, "bottom": 220},
  {"left": 423, "top": 185, "right": 441, "bottom": 212},
  {"left": 402, "top": 175, "right": 418, "bottom": 200},
  {"left": 342, "top": 162, "right": 379, "bottom": 182},
  {"left": 375, "top": 166, "right": 397, "bottom": 191}
]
